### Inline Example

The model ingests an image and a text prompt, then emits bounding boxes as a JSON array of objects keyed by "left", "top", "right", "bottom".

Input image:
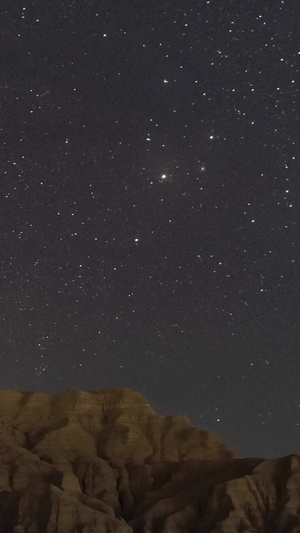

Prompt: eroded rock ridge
[{"left": 0, "top": 388, "right": 299, "bottom": 532}]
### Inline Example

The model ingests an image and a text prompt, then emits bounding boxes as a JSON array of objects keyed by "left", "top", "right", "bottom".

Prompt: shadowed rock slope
[{"left": 0, "top": 388, "right": 299, "bottom": 532}]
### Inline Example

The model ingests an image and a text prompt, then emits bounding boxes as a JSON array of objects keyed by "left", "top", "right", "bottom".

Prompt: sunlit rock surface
[{"left": 0, "top": 388, "right": 299, "bottom": 532}]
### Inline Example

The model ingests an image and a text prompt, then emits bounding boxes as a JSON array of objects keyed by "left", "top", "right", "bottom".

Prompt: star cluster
[{"left": 1, "top": 0, "right": 299, "bottom": 457}]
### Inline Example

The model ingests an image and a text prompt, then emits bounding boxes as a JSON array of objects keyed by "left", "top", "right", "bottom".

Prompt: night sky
[{"left": 1, "top": 0, "right": 299, "bottom": 459}]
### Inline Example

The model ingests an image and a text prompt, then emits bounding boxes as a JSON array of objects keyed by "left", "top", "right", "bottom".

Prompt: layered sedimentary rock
[{"left": 0, "top": 388, "right": 299, "bottom": 532}]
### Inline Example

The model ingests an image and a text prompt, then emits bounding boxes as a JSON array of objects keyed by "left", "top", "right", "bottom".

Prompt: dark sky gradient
[{"left": 1, "top": 0, "right": 299, "bottom": 458}]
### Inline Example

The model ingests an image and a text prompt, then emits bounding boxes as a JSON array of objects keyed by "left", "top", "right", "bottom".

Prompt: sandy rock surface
[{"left": 0, "top": 388, "right": 299, "bottom": 532}]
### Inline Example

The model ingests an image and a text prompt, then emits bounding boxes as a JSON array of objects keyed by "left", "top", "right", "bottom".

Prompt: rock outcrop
[{"left": 0, "top": 388, "right": 299, "bottom": 532}]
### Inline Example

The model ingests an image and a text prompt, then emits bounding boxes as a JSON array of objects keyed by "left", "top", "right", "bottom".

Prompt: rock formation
[{"left": 0, "top": 388, "right": 299, "bottom": 532}]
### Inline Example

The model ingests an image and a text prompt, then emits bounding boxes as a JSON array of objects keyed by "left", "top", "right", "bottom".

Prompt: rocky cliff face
[{"left": 0, "top": 388, "right": 299, "bottom": 532}]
